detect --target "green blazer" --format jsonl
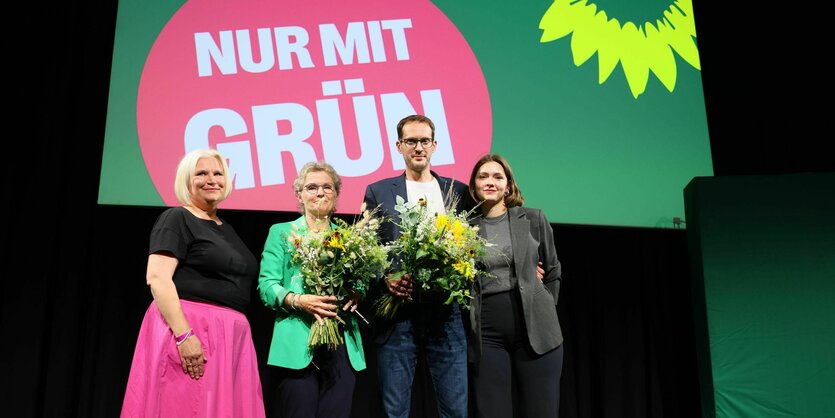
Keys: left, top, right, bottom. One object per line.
{"left": 258, "top": 216, "right": 366, "bottom": 371}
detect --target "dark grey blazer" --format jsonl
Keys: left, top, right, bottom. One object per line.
{"left": 468, "top": 206, "right": 563, "bottom": 362}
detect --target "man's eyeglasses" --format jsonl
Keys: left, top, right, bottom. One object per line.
{"left": 302, "top": 183, "right": 336, "bottom": 195}
{"left": 399, "top": 137, "right": 435, "bottom": 149}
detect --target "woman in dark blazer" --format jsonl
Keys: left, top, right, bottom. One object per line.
{"left": 467, "top": 153, "right": 564, "bottom": 418}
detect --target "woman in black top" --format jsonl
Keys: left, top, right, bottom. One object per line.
{"left": 121, "top": 149, "right": 265, "bottom": 418}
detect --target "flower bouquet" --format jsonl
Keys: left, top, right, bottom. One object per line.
{"left": 373, "top": 195, "right": 490, "bottom": 319}
{"left": 290, "top": 203, "right": 390, "bottom": 350}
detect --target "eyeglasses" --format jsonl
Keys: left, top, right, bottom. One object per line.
{"left": 399, "top": 137, "right": 435, "bottom": 149}
{"left": 302, "top": 183, "right": 336, "bottom": 195}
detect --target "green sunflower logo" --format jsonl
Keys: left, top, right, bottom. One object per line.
{"left": 539, "top": 0, "right": 700, "bottom": 98}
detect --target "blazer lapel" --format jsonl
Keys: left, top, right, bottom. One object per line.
{"left": 436, "top": 172, "right": 451, "bottom": 194}
{"left": 293, "top": 216, "right": 308, "bottom": 233}
{"left": 434, "top": 172, "right": 461, "bottom": 212}
{"left": 388, "top": 175, "right": 407, "bottom": 238}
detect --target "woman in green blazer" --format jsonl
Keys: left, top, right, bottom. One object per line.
{"left": 258, "top": 161, "right": 365, "bottom": 418}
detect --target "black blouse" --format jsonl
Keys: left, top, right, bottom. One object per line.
{"left": 148, "top": 206, "right": 258, "bottom": 313}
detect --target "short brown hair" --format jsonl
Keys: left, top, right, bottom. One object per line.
{"left": 396, "top": 114, "right": 435, "bottom": 140}
{"left": 468, "top": 154, "right": 524, "bottom": 207}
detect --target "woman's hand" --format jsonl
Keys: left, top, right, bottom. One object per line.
{"left": 178, "top": 335, "right": 206, "bottom": 379}
{"left": 297, "top": 294, "right": 338, "bottom": 325}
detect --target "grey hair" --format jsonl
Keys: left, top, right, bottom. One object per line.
{"left": 292, "top": 161, "right": 341, "bottom": 214}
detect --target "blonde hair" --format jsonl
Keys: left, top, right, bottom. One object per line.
{"left": 173, "top": 149, "right": 233, "bottom": 205}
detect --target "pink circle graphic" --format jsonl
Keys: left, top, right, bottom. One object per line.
{"left": 137, "top": 0, "right": 492, "bottom": 213}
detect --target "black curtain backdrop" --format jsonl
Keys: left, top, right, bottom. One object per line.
{"left": 4, "top": 204, "right": 700, "bottom": 418}
{"left": 2, "top": 1, "right": 830, "bottom": 417}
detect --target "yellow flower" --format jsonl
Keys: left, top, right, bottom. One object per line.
{"left": 435, "top": 214, "right": 449, "bottom": 230}
{"left": 450, "top": 219, "right": 465, "bottom": 245}
{"left": 327, "top": 232, "right": 344, "bottom": 250}
{"left": 453, "top": 260, "right": 474, "bottom": 279}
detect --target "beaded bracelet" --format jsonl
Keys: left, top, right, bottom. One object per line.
{"left": 292, "top": 293, "right": 301, "bottom": 310}
{"left": 174, "top": 329, "right": 193, "bottom": 346}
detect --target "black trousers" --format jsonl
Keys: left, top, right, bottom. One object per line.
{"left": 471, "top": 290, "right": 564, "bottom": 418}
{"left": 274, "top": 344, "right": 356, "bottom": 418}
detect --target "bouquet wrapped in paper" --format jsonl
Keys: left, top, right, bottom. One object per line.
{"left": 290, "top": 203, "right": 390, "bottom": 350}
{"left": 373, "top": 195, "right": 490, "bottom": 319}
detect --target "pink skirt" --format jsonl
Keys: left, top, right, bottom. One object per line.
{"left": 121, "top": 300, "right": 266, "bottom": 418}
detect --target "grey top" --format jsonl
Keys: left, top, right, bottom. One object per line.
{"left": 480, "top": 212, "right": 516, "bottom": 295}
{"left": 469, "top": 206, "right": 563, "bottom": 362}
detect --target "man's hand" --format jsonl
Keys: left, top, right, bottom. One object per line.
{"left": 386, "top": 273, "right": 414, "bottom": 297}
{"left": 342, "top": 290, "right": 362, "bottom": 312}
